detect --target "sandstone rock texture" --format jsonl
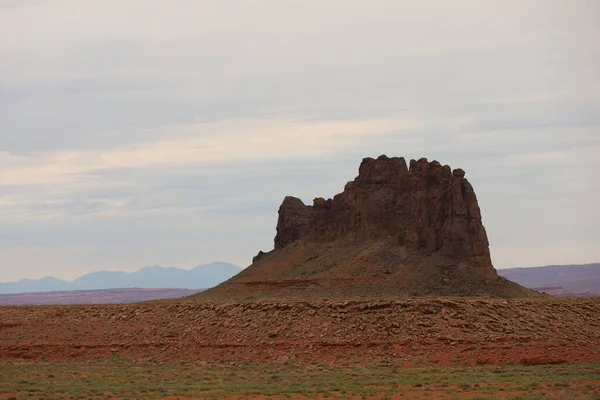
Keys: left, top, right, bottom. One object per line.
{"left": 276, "top": 156, "right": 493, "bottom": 274}
{"left": 201, "top": 156, "right": 537, "bottom": 300}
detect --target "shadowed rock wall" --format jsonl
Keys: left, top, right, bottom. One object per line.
{"left": 275, "top": 156, "right": 494, "bottom": 276}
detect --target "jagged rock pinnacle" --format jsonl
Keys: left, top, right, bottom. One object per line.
{"left": 274, "top": 155, "right": 493, "bottom": 275}
{"left": 200, "top": 155, "right": 537, "bottom": 300}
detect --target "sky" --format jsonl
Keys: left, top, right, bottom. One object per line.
{"left": 1, "top": 0, "right": 599, "bottom": 282}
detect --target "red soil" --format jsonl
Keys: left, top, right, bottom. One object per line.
{"left": 1, "top": 297, "right": 599, "bottom": 366}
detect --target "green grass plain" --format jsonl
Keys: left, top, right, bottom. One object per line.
{"left": 1, "top": 359, "right": 599, "bottom": 399}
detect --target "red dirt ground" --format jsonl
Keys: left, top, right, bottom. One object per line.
{"left": 1, "top": 297, "right": 599, "bottom": 366}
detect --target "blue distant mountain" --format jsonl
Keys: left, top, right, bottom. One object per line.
{"left": 0, "top": 262, "right": 242, "bottom": 294}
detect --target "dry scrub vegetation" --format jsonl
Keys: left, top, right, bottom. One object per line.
{"left": 1, "top": 358, "right": 600, "bottom": 399}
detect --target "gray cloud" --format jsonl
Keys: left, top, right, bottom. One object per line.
{"left": 0, "top": 0, "right": 598, "bottom": 281}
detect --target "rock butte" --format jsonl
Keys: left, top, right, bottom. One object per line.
{"left": 200, "top": 156, "right": 537, "bottom": 301}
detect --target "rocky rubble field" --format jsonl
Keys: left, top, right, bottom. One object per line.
{"left": 2, "top": 297, "right": 599, "bottom": 366}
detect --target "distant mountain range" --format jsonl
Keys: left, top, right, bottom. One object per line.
{"left": 497, "top": 263, "right": 600, "bottom": 297}
{"left": 2, "top": 262, "right": 598, "bottom": 298}
{"left": 0, "top": 262, "right": 242, "bottom": 295}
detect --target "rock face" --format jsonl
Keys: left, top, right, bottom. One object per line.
{"left": 274, "top": 196, "right": 312, "bottom": 250}
{"left": 201, "top": 156, "right": 537, "bottom": 301}
{"left": 275, "top": 156, "right": 493, "bottom": 276}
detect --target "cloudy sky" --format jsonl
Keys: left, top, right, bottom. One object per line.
{"left": 1, "top": 0, "right": 598, "bottom": 282}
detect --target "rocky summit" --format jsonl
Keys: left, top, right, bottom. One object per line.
{"left": 201, "top": 156, "right": 537, "bottom": 301}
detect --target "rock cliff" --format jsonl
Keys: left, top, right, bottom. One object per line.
{"left": 201, "top": 156, "right": 537, "bottom": 300}
{"left": 275, "top": 156, "right": 494, "bottom": 275}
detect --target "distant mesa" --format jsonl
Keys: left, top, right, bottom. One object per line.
{"left": 0, "top": 288, "right": 205, "bottom": 306}
{"left": 498, "top": 263, "right": 600, "bottom": 297}
{"left": 201, "top": 155, "right": 537, "bottom": 300}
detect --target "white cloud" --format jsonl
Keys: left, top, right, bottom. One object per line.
{"left": 0, "top": 0, "right": 598, "bottom": 280}
{"left": 0, "top": 115, "right": 423, "bottom": 186}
